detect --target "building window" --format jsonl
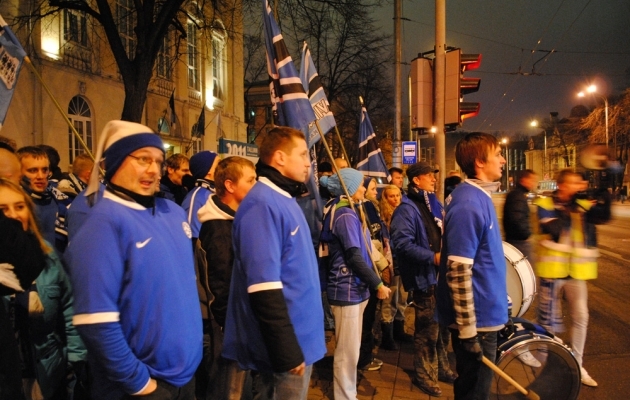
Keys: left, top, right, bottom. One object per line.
{"left": 64, "top": 10, "right": 87, "bottom": 46}
{"left": 157, "top": 117, "right": 170, "bottom": 134}
{"left": 187, "top": 21, "right": 200, "bottom": 91}
{"left": 191, "top": 137, "right": 203, "bottom": 154}
{"left": 117, "top": 0, "right": 136, "bottom": 58}
{"left": 67, "top": 96, "right": 92, "bottom": 163}
{"left": 212, "top": 35, "right": 225, "bottom": 100}
{"left": 156, "top": 32, "right": 172, "bottom": 79}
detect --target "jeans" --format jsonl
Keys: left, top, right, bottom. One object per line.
{"left": 538, "top": 277, "right": 589, "bottom": 366}
{"left": 196, "top": 319, "right": 223, "bottom": 399}
{"left": 380, "top": 276, "right": 408, "bottom": 324}
{"left": 220, "top": 363, "right": 311, "bottom": 400}
{"left": 322, "top": 292, "right": 335, "bottom": 331}
{"left": 451, "top": 330, "right": 498, "bottom": 400}
{"left": 412, "top": 288, "right": 439, "bottom": 385}
{"left": 358, "top": 290, "right": 378, "bottom": 368}
{"left": 331, "top": 300, "right": 368, "bottom": 400}
{"left": 436, "top": 323, "right": 453, "bottom": 373}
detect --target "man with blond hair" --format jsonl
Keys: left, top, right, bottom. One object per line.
{"left": 195, "top": 156, "right": 257, "bottom": 399}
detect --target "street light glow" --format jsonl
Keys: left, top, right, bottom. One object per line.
{"left": 577, "top": 84, "right": 608, "bottom": 148}
{"left": 530, "top": 120, "right": 538, "bottom": 127}
{"left": 501, "top": 138, "right": 508, "bottom": 144}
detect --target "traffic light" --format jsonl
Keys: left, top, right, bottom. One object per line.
{"left": 445, "top": 49, "right": 481, "bottom": 126}
{"left": 410, "top": 56, "right": 433, "bottom": 130}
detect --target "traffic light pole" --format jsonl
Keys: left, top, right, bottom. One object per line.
{"left": 434, "top": 0, "right": 446, "bottom": 202}
{"left": 393, "top": 0, "right": 403, "bottom": 168}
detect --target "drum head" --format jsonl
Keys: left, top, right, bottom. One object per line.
{"left": 491, "top": 337, "right": 581, "bottom": 400}
{"left": 503, "top": 241, "right": 536, "bottom": 317}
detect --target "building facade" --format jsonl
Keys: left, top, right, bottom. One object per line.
{"left": 0, "top": 0, "right": 246, "bottom": 170}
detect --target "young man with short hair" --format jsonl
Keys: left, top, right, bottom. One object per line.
{"left": 437, "top": 132, "right": 507, "bottom": 399}
{"left": 17, "top": 146, "right": 69, "bottom": 252}
{"left": 58, "top": 153, "right": 95, "bottom": 200}
{"left": 503, "top": 169, "right": 538, "bottom": 263}
{"left": 222, "top": 126, "right": 325, "bottom": 399}
{"left": 160, "top": 153, "right": 191, "bottom": 205}
{"left": 389, "top": 167, "right": 404, "bottom": 190}
{"left": 195, "top": 156, "right": 257, "bottom": 399}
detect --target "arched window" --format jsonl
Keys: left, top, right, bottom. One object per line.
{"left": 68, "top": 96, "right": 92, "bottom": 163}
{"left": 211, "top": 21, "right": 227, "bottom": 101}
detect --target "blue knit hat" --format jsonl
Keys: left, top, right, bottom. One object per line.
{"left": 189, "top": 151, "right": 219, "bottom": 180}
{"left": 321, "top": 168, "right": 365, "bottom": 197}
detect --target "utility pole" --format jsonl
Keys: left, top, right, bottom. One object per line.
{"left": 434, "top": 0, "right": 446, "bottom": 201}
{"left": 392, "top": 0, "right": 402, "bottom": 167}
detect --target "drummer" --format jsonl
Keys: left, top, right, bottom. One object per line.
{"left": 437, "top": 132, "right": 508, "bottom": 399}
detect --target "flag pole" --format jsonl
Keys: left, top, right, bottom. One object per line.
{"left": 332, "top": 125, "right": 350, "bottom": 164}
{"left": 315, "top": 119, "right": 354, "bottom": 212}
{"left": 316, "top": 118, "right": 382, "bottom": 277}
{"left": 24, "top": 57, "right": 95, "bottom": 162}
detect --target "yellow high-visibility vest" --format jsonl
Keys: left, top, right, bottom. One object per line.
{"left": 534, "top": 198, "right": 598, "bottom": 280}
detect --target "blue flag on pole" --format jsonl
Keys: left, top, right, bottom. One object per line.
{"left": 262, "top": 0, "right": 315, "bottom": 137}
{"left": 300, "top": 41, "right": 335, "bottom": 148}
{"left": 356, "top": 106, "right": 391, "bottom": 181}
{"left": 0, "top": 15, "right": 25, "bottom": 129}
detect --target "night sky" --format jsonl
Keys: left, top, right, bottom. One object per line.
{"left": 375, "top": 0, "right": 630, "bottom": 135}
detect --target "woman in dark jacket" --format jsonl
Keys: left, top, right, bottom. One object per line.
{"left": 0, "top": 178, "right": 87, "bottom": 400}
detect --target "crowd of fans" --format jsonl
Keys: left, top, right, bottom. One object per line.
{"left": 0, "top": 126, "right": 609, "bottom": 400}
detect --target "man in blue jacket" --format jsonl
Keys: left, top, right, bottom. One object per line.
{"left": 390, "top": 161, "right": 455, "bottom": 397}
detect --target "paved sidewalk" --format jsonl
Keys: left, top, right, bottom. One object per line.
{"left": 308, "top": 316, "right": 456, "bottom": 400}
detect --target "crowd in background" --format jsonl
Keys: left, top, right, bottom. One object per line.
{"left": 0, "top": 126, "right": 610, "bottom": 400}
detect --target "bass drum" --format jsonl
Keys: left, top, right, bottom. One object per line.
{"left": 503, "top": 242, "right": 536, "bottom": 317}
{"left": 491, "top": 318, "right": 581, "bottom": 400}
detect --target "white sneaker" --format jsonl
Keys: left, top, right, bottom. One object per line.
{"left": 581, "top": 368, "right": 598, "bottom": 387}
{"left": 514, "top": 346, "right": 542, "bottom": 368}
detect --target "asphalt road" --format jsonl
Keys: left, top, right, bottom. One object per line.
{"left": 496, "top": 198, "right": 630, "bottom": 399}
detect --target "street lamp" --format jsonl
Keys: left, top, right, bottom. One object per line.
{"left": 578, "top": 84, "right": 608, "bottom": 149}
{"left": 501, "top": 137, "right": 509, "bottom": 190}
{"left": 530, "top": 120, "right": 546, "bottom": 179}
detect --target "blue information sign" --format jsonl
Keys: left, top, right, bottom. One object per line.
{"left": 402, "top": 141, "right": 417, "bottom": 164}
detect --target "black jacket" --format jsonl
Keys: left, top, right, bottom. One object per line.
{"left": 503, "top": 183, "right": 531, "bottom": 241}
{"left": 196, "top": 195, "right": 235, "bottom": 328}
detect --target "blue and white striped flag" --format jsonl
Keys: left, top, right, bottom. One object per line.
{"left": 0, "top": 15, "right": 25, "bottom": 130}
{"left": 262, "top": 0, "right": 315, "bottom": 136}
{"left": 357, "top": 106, "right": 391, "bottom": 181}
{"left": 300, "top": 41, "right": 336, "bottom": 148}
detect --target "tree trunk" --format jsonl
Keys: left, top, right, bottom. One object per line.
{"left": 120, "top": 59, "right": 154, "bottom": 122}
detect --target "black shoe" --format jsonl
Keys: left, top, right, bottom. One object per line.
{"left": 438, "top": 369, "right": 457, "bottom": 384}
{"left": 412, "top": 379, "right": 442, "bottom": 397}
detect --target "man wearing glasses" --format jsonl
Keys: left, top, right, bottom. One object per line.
{"left": 16, "top": 146, "right": 69, "bottom": 252}
{"left": 65, "top": 121, "right": 202, "bottom": 400}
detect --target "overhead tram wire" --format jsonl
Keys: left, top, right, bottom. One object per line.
{"left": 474, "top": 0, "right": 567, "bottom": 131}
{"left": 475, "top": 0, "right": 598, "bottom": 131}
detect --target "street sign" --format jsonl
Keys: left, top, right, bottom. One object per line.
{"left": 402, "top": 141, "right": 417, "bottom": 164}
